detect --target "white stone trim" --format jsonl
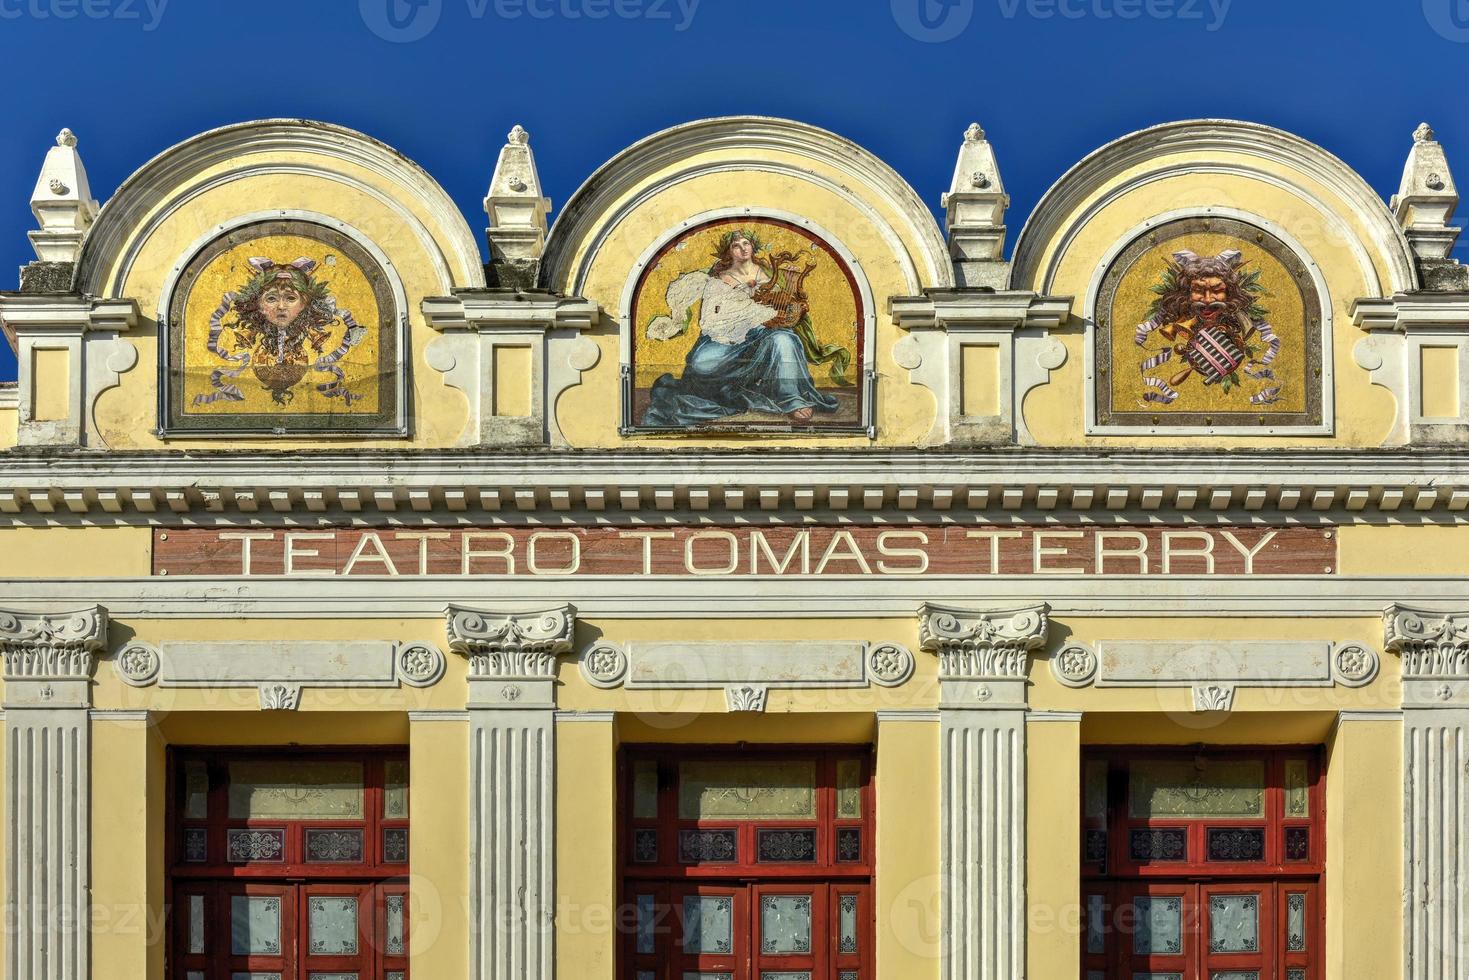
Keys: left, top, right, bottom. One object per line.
{"left": 5, "top": 447, "right": 1465, "bottom": 518}
{"left": 1081, "top": 206, "right": 1336, "bottom": 436}
{"left": 408, "top": 709, "right": 468, "bottom": 723}
{"left": 1403, "top": 707, "right": 1469, "bottom": 978}
{"left": 1012, "top": 118, "right": 1416, "bottom": 295}
{"left": 875, "top": 709, "right": 941, "bottom": 723}
{"left": 554, "top": 711, "right": 615, "bottom": 724}
{"left": 75, "top": 118, "right": 484, "bottom": 296}
{"left": 7, "top": 575, "right": 1469, "bottom": 621}
{"left": 1027, "top": 711, "right": 1084, "bottom": 723}
{"left": 1335, "top": 709, "right": 1403, "bottom": 724}
{"left": 544, "top": 115, "right": 951, "bottom": 295}
{"left": 88, "top": 709, "right": 151, "bottom": 721}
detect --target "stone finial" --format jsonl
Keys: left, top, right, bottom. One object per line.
{"left": 484, "top": 123, "right": 552, "bottom": 288}
{"left": 28, "top": 127, "right": 99, "bottom": 263}
{"left": 1392, "top": 121, "right": 1462, "bottom": 265}
{"left": 942, "top": 122, "right": 1011, "bottom": 289}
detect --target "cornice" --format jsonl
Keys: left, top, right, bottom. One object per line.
{"left": 889, "top": 291, "right": 1073, "bottom": 331}
{"left": 2, "top": 448, "right": 1469, "bottom": 520}
{"left": 421, "top": 291, "right": 599, "bottom": 333}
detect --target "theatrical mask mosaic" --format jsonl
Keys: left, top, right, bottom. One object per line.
{"left": 629, "top": 218, "right": 865, "bottom": 432}
{"left": 1094, "top": 216, "right": 1324, "bottom": 429}
{"left": 165, "top": 220, "right": 401, "bottom": 435}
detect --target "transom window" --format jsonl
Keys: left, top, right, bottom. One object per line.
{"left": 168, "top": 749, "right": 409, "bottom": 980}
{"left": 1082, "top": 748, "right": 1323, "bottom": 980}
{"left": 621, "top": 748, "right": 871, "bottom": 980}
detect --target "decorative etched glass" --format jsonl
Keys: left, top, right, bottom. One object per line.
{"left": 637, "top": 894, "right": 656, "bottom": 954}
{"left": 1134, "top": 975, "right": 1183, "bottom": 980}
{"left": 838, "top": 894, "right": 858, "bottom": 953}
{"left": 1211, "top": 974, "right": 1260, "bottom": 980}
{"left": 1284, "top": 759, "right": 1309, "bottom": 817}
{"left": 1129, "top": 760, "right": 1265, "bottom": 819}
{"left": 387, "top": 974, "right": 405, "bottom": 980}
{"left": 1286, "top": 892, "right": 1306, "bottom": 951}
{"left": 228, "top": 829, "right": 285, "bottom": 863}
{"left": 384, "top": 760, "right": 409, "bottom": 820}
{"left": 184, "top": 761, "right": 210, "bottom": 819}
{"left": 682, "top": 896, "right": 734, "bottom": 954}
{"left": 760, "top": 974, "right": 813, "bottom": 980}
{"left": 1132, "top": 897, "right": 1183, "bottom": 954}
{"left": 230, "top": 974, "right": 282, "bottom": 980}
{"left": 308, "top": 896, "right": 359, "bottom": 955}
{"left": 678, "top": 761, "right": 817, "bottom": 820}
{"left": 680, "top": 974, "right": 733, "bottom": 980}
{"left": 305, "top": 829, "right": 364, "bottom": 863}
{"left": 633, "top": 829, "right": 659, "bottom": 864}
{"left": 633, "top": 760, "right": 660, "bottom": 819}
{"left": 1086, "top": 973, "right": 1106, "bottom": 980}
{"left": 836, "top": 759, "right": 862, "bottom": 819}
{"left": 385, "top": 894, "right": 406, "bottom": 955}
{"left": 637, "top": 973, "right": 655, "bottom": 980}
{"left": 840, "top": 973, "right": 860, "bottom": 980}
{"left": 1131, "top": 828, "right": 1187, "bottom": 862}
{"left": 1084, "top": 829, "right": 1107, "bottom": 864}
{"left": 836, "top": 827, "right": 862, "bottom": 863}
{"left": 760, "top": 895, "right": 812, "bottom": 954}
{"left": 307, "top": 975, "right": 359, "bottom": 980}
{"left": 757, "top": 829, "right": 816, "bottom": 863}
{"left": 1207, "top": 828, "right": 1265, "bottom": 862}
{"left": 189, "top": 894, "right": 206, "bottom": 954}
{"left": 1287, "top": 971, "right": 1307, "bottom": 980}
{"left": 188, "top": 973, "right": 206, "bottom": 980}
{"left": 230, "top": 896, "right": 282, "bottom": 955}
{"left": 1284, "top": 826, "right": 1310, "bottom": 862}
{"left": 383, "top": 827, "right": 409, "bottom": 864}
{"left": 1084, "top": 759, "right": 1108, "bottom": 820}
{"left": 1086, "top": 894, "right": 1106, "bottom": 954}
{"left": 1209, "top": 894, "right": 1260, "bottom": 953}
{"left": 679, "top": 829, "right": 737, "bottom": 864}
{"left": 227, "top": 761, "right": 364, "bottom": 821}
{"left": 184, "top": 828, "right": 208, "bottom": 863}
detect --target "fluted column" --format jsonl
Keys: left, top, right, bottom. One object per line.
{"left": 920, "top": 603, "right": 1049, "bottom": 980}
{"left": 1386, "top": 605, "right": 1469, "bottom": 980}
{"left": 446, "top": 604, "right": 575, "bottom": 980}
{"left": 1, "top": 607, "right": 106, "bottom": 980}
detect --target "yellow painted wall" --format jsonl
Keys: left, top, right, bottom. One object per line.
{"left": 0, "top": 526, "right": 152, "bottom": 578}
{"left": 874, "top": 715, "right": 941, "bottom": 979}
{"left": 409, "top": 715, "right": 470, "bottom": 980}
{"left": 0, "top": 401, "right": 15, "bottom": 448}
{"left": 556, "top": 717, "right": 617, "bottom": 975}
{"left": 1027, "top": 717, "right": 1081, "bottom": 977}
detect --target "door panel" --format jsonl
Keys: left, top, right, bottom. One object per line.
{"left": 673, "top": 884, "right": 749, "bottom": 979}
{"left": 221, "top": 883, "right": 296, "bottom": 980}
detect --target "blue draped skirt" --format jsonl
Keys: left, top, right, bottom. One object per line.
{"left": 642, "top": 328, "right": 839, "bottom": 427}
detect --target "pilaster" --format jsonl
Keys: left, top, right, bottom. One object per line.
{"left": 1, "top": 606, "right": 107, "bottom": 980}
{"left": 446, "top": 604, "right": 576, "bottom": 980}
{"left": 920, "top": 602, "right": 1049, "bottom": 980}
{"left": 1385, "top": 604, "right": 1469, "bottom": 980}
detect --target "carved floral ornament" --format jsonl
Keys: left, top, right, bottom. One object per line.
{"left": 0, "top": 606, "right": 109, "bottom": 679}
{"left": 1384, "top": 604, "right": 1469, "bottom": 677}
{"left": 917, "top": 602, "right": 1050, "bottom": 679}
{"left": 444, "top": 603, "right": 577, "bottom": 677}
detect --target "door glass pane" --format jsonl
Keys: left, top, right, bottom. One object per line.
{"left": 1084, "top": 760, "right": 1108, "bottom": 820}
{"left": 1132, "top": 897, "right": 1182, "bottom": 955}
{"left": 228, "top": 761, "right": 365, "bottom": 820}
{"left": 308, "top": 896, "right": 360, "bottom": 955}
{"left": 385, "top": 894, "right": 406, "bottom": 955}
{"left": 1211, "top": 974, "right": 1260, "bottom": 980}
{"left": 308, "top": 975, "right": 359, "bottom": 980}
{"left": 1286, "top": 892, "right": 1307, "bottom": 951}
{"left": 1287, "top": 971, "right": 1307, "bottom": 980}
{"left": 230, "top": 896, "right": 282, "bottom": 955}
{"left": 838, "top": 894, "right": 858, "bottom": 953}
{"left": 1284, "top": 759, "right": 1309, "bottom": 817}
{"left": 761, "top": 974, "right": 813, "bottom": 980}
{"left": 1129, "top": 760, "right": 1265, "bottom": 818}
{"left": 682, "top": 975, "right": 733, "bottom": 980}
{"left": 387, "top": 974, "right": 405, "bottom": 980}
{"left": 1208, "top": 894, "right": 1260, "bottom": 953}
{"left": 836, "top": 759, "right": 862, "bottom": 819}
{"left": 188, "top": 894, "right": 206, "bottom": 954}
{"left": 678, "top": 761, "right": 817, "bottom": 820}
{"left": 682, "top": 896, "right": 734, "bottom": 954}
{"left": 184, "top": 761, "right": 209, "bottom": 819}
{"left": 1135, "top": 975, "right": 1183, "bottom": 980}
{"left": 231, "top": 974, "right": 282, "bottom": 980}
{"left": 384, "top": 760, "right": 409, "bottom": 819}
{"left": 760, "top": 895, "right": 813, "bottom": 955}
{"left": 1086, "top": 894, "right": 1105, "bottom": 954}
{"left": 188, "top": 973, "right": 205, "bottom": 980}
{"left": 633, "top": 760, "right": 659, "bottom": 819}
{"left": 636, "top": 894, "right": 656, "bottom": 954}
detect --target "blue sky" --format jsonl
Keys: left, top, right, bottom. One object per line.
{"left": 1, "top": 0, "right": 1465, "bottom": 381}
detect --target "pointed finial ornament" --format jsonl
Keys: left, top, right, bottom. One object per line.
{"left": 56, "top": 128, "right": 77, "bottom": 148}
{"left": 484, "top": 123, "right": 552, "bottom": 286}
{"left": 964, "top": 122, "right": 984, "bottom": 144}
{"left": 1415, "top": 122, "right": 1435, "bottom": 143}
{"left": 508, "top": 124, "right": 529, "bottom": 146}
{"left": 28, "top": 126, "right": 98, "bottom": 263}
{"left": 943, "top": 122, "right": 1010, "bottom": 287}
{"left": 1393, "top": 120, "right": 1462, "bottom": 268}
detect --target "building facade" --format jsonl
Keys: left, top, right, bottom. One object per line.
{"left": 0, "top": 113, "right": 1466, "bottom": 980}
